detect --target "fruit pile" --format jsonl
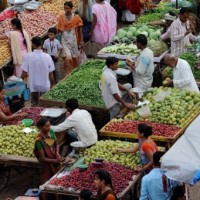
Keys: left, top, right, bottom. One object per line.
{"left": 0, "top": 40, "right": 11, "bottom": 66}
{"left": 84, "top": 140, "right": 140, "bottom": 169}
{"left": 48, "top": 162, "right": 134, "bottom": 195}
{"left": 2, "top": 107, "right": 44, "bottom": 126}
{"left": 40, "top": 0, "right": 78, "bottom": 17}
{"left": 102, "top": 120, "right": 181, "bottom": 138}
{"left": 0, "top": 125, "right": 37, "bottom": 158}
{"left": 125, "top": 87, "right": 200, "bottom": 127}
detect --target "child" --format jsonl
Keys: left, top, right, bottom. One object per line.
{"left": 94, "top": 169, "right": 117, "bottom": 200}
{"left": 43, "top": 27, "right": 62, "bottom": 83}
{"left": 3, "top": 65, "right": 23, "bottom": 82}
{"left": 79, "top": 189, "right": 92, "bottom": 200}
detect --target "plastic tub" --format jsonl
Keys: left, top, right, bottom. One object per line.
{"left": 22, "top": 118, "right": 33, "bottom": 127}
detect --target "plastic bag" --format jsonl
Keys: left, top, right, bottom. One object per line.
{"left": 83, "top": 41, "right": 104, "bottom": 58}
{"left": 79, "top": 49, "right": 87, "bottom": 65}
{"left": 137, "top": 106, "right": 151, "bottom": 118}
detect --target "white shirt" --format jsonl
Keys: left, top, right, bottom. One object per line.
{"left": 22, "top": 50, "right": 55, "bottom": 93}
{"left": 173, "top": 58, "right": 199, "bottom": 92}
{"left": 133, "top": 47, "right": 154, "bottom": 89}
{"left": 170, "top": 18, "right": 197, "bottom": 57}
{"left": 7, "top": 75, "right": 23, "bottom": 82}
{"left": 101, "top": 67, "right": 120, "bottom": 109}
{"left": 51, "top": 108, "right": 98, "bottom": 146}
{"left": 43, "top": 39, "right": 62, "bottom": 56}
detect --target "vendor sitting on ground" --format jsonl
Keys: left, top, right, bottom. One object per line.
{"left": 0, "top": 85, "right": 27, "bottom": 122}
{"left": 114, "top": 123, "right": 158, "bottom": 173}
{"left": 34, "top": 118, "right": 65, "bottom": 184}
{"left": 163, "top": 54, "right": 199, "bottom": 93}
{"left": 101, "top": 57, "right": 136, "bottom": 119}
{"left": 51, "top": 98, "right": 98, "bottom": 148}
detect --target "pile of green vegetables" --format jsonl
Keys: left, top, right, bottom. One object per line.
{"left": 164, "top": 53, "right": 200, "bottom": 80}
{"left": 43, "top": 60, "right": 106, "bottom": 108}
{"left": 137, "top": 7, "right": 179, "bottom": 23}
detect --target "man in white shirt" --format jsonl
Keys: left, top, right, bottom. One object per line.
{"left": 169, "top": 7, "right": 196, "bottom": 57}
{"left": 22, "top": 37, "right": 55, "bottom": 106}
{"left": 101, "top": 57, "right": 136, "bottom": 119}
{"left": 163, "top": 54, "right": 199, "bottom": 93}
{"left": 51, "top": 98, "right": 98, "bottom": 147}
{"left": 126, "top": 34, "right": 154, "bottom": 89}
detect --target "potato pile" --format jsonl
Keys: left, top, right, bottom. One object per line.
{"left": 40, "top": 0, "right": 78, "bottom": 17}
{"left": 0, "top": 40, "right": 11, "bottom": 66}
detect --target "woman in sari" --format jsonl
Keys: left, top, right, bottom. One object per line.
{"left": 0, "top": 85, "right": 27, "bottom": 123}
{"left": 0, "top": 18, "right": 31, "bottom": 78}
{"left": 34, "top": 118, "right": 65, "bottom": 185}
{"left": 114, "top": 123, "right": 158, "bottom": 173}
{"left": 89, "top": 0, "right": 117, "bottom": 45}
{"left": 57, "top": 1, "right": 84, "bottom": 76}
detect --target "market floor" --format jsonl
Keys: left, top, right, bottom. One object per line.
{"left": 1, "top": 168, "right": 200, "bottom": 200}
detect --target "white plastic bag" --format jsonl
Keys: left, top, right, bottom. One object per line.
{"left": 137, "top": 106, "right": 151, "bottom": 118}
{"left": 79, "top": 49, "right": 87, "bottom": 65}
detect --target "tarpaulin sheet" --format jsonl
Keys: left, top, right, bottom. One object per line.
{"left": 161, "top": 114, "right": 200, "bottom": 185}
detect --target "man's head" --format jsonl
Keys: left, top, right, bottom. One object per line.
{"left": 179, "top": 7, "right": 190, "bottom": 23}
{"left": 31, "top": 36, "right": 42, "bottom": 49}
{"left": 136, "top": 34, "right": 147, "bottom": 49}
{"left": 106, "top": 57, "right": 119, "bottom": 71}
{"left": 153, "top": 151, "right": 165, "bottom": 167}
{"left": 164, "top": 54, "right": 178, "bottom": 68}
{"left": 65, "top": 98, "right": 79, "bottom": 112}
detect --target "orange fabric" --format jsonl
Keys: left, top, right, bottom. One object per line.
{"left": 105, "top": 194, "right": 116, "bottom": 200}
{"left": 57, "top": 14, "right": 83, "bottom": 45}
{"left": 142, "top": 141, "right": 158, "bottom": 153}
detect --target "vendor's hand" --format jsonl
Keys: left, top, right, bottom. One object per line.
{"left": 113, "top": 148, "right": 122, "bottom": 154}
{"left": 57, "top": 157, "right": 65, "bottom": 163}
{"left": 126, "top": 60, "right": 135, "bottom": 69}
{"left": 163, "top": 79, "right": 173, "bottom": 86}
{"left": 17, "top": 112, "right": 28, "bottom": 118}
{"left": 124, "top": 102, "right": 135, "bottom": 110}
{"left": 56, "top": 153, "right": 61, "bottom": 159}
{"left": 185, "top": 29, "right": 191, "bottom": 36}
{"left": 128, "top": 91, "right": 137, "bottom": 99}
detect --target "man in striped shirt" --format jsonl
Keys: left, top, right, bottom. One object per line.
{"left": 169, "top": 7, "right": 196, "bottom": 57}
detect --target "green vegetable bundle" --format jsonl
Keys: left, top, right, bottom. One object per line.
{"left": 43, "top": 60, "right": 106, "bottom": 108}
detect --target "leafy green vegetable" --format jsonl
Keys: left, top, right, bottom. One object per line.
{"left": 43, "top": 60, "right": 106, "bottom": 108}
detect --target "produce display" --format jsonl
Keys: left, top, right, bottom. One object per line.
{"left": 84, "top": 140, "right": 140, "bottom": 169}
{"left": 0, "top": 10, "right": 57, "bottom": 37}
{"left": 48, "top": 162, "right": 134, "bottom": 195}
{"left": 40, "top": 0, "right": 78, "bottom": 17}
{"left": 43, "top": 60, "right": 106, "bottom": 108}
{"left": 101, "top": 43, "right": 141, "bottom": 56}
{"left": 102, "top": 120, "right": 181, "bottom": 138}
{"left": 0, "top": 125, "right": 37, "bottom": 158}
{"left": 124, "top": 87, "right": 200, "bottom": 127}
{"left": 0, "top": 40, "right": 11, "bottom": 66}
{"left": 113, "top": 24, "right": 162, "bottom": 43}
{"left": 163, "top": 53, "right": 200, "bottom": 80}
{"left": 1, "top": 107, "right": 44, "bottom": 126}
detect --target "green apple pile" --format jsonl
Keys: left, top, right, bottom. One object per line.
{"left": 84, "top": 140, "right": 140, "bottom": 169}
{"left": 0, "top": 125, "right": 38, "bottom": 158}
{"left": 125, "top": 87, "right": 200, "bottom": 127}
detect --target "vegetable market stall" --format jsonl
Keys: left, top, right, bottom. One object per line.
{"left": 39, "top": 59, "right": 110, "bottom": 130}
{"left": 100, "top": 87, "right": 200, "bottom": 147}
{"left": 40, "top": 162, "right": 141, "bottom": 199}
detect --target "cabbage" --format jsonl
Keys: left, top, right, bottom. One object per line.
{"left": 117, "top": 29, "right": 126, "bottom": 38}
{"left": 129, "top": 27, "right": 137, "bottom": 35}
{"left": 141, "top": 31, "right": 148, "bottom": 37}
{"left": 126, "top": 31, "right": 133, "bottom": 39}
{"left": 122, "top": 37, "right": 128, "bottom": 42}
{"left": 139, "top": 25, "right": 149, "bottom": 32}
{"left": 112, "top": 36, "right": 119, "bottom": 42}
{"left": 149, "top": 32, "right": 160, "bottom": 40}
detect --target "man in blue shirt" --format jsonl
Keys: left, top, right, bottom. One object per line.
{"left": 140, "top": 151, "right": 174, "bottom": 200}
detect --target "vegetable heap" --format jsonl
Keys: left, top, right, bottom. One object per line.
{"left": 125, "top": 87, "right": 200, "bottom": 127}
{"left": 48, "top": 162, "right": 134, "bottom": 195}
{"left": 43, "top": 60, "right": 106, "bottom": 108}
{"left": 103, "top": 120, "right": 181, "bottom": 138}
{"left": 84, "top": 140, "right": 140, "bottom": 169}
